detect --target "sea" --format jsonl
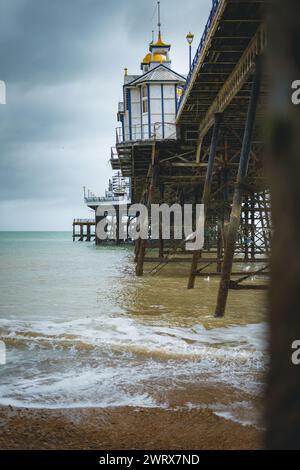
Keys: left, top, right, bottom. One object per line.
{"left": 0, "top": 231, "right": 268, "bottom": 427}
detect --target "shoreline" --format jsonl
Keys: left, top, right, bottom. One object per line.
{"left": 0, "top": 404, "right": 262, "bottom": 450}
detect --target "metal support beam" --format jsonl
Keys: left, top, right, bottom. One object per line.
{"left": 159, "top": 184, "right": 164, "bottom": 259}
{"left": 79, "top": 225, "right": 84, "bottom": 242}
{"left": 196, "top": 137, "right": 203, "bottom": 163}
{"left": 214, "top": 58, "right": 262, "bottom": 317}
{"left": 136, "top": 146, "right": 158, "bottom": 276}
{"left": 187, "top": 113, "right": 222, "bottom": 289}
{"left": 86, "top": 224, "right": 91, "bottom": 242}
{"left": 115, "top": 205, "right": 120, "bottom": 245}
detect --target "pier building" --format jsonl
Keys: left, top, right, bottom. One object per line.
{"left": 109, "top": 0, "right": 270, "bottom": 316}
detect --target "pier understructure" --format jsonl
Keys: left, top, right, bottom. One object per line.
{"left": 112, "top": 0, "right": 269, "bottom": 316}
{"left": 73, "top": 219, "right": 95, "bottom": 242}
{"left": 84, "top": 172, "right": 131, "bottom": 245}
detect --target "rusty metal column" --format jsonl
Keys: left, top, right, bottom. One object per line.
{"left": 215, "top": 59, "right": 262, "bottom": 317}
{"left": 250, "top": 194, "right": 256, "bottom": 260}
{"left": 136, "top": 147, "right": 158, "bottom": 276}
{"left": 86, "top": 223, "right": 91, "bottom": 242}
{"left": 159, "top": 184, "right": 164, "bottom": 259}
{"left": 187, "top": 113, "right": 222, "bottom": 289}
{"left": 115, "top": 205, "right": 120, "bottom": 245}
{"left": 244, "top": 196, "right": 250, "bottom": 261}
{"left": 79, "top": 224, "right": 83, "bottom": 242}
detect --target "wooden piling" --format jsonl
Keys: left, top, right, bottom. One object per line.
{"left": 86, "top": 224, "right": 91, "bottom": 242}
{"left": 115, "top": 205, "right": 120, "bottom": 245}
{"left": 214, "top": 58, "right": 262, "bottom": 317}
{"left": 250, "top": 193, "right": 256, "bottom": 260}
{"left": 136, "top": 146, "right": 158, "bottom": 276}
{"left": 159, "top": 184, "right": 164, "bottom": 259}
{"left": 187, "top": 113, "right": 222, "bottom": 289}
{"left": 79, "top": 224, "right": 84, "bottom": 242}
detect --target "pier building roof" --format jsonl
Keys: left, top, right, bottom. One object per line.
{"left": 127, "top": 64, "right": 186, "bottom": 86}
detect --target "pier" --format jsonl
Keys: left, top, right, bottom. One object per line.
{"left": 72, "top": 219, "right": 95, "bottom": 242}
{"left": 177, "top": 0, "right": 268, "bottom": 317}
{"left": 109, "top": 0, "right": 269, "bottom": 316}
{"left": 84, "top": 173, "right": 131, "bottom": 245}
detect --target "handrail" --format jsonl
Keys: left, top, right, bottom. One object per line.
{"left": 73, "top": 219, "right": 95, "bottom": 224}
{"left": 115, "top": 122, "right": 177, "bottom": 143}
{"left": 177, "top": 0, "right": 221, "bottom": 112}
{"left": 197, "top": 23, "right": 267, "bottom": 140}
{"left": 85, "top": 196, "right": 126, "bottom": 203}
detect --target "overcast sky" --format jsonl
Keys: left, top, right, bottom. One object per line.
{"left": 0, "top": 0, "right": 211, "bottom": 230}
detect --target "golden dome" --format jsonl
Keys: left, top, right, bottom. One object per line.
{"left": 152, "top": 53, "right": 167, "bottom": 62}
{"left": 142, "top": 53, "right": 152, "bottom": 64}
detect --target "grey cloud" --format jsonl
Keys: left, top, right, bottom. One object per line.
{"left": 0, "top": 0, "right": 211, "bottom": 230}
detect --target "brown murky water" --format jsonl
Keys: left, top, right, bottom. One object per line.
{"left": 0, "top": 235, "right": 268, "bottom": 428}
{"left": 117, "top": 252, "right": 268, "bottom": 428}
{"left": 120, "top": 255, "right": 267, "bottom": 328}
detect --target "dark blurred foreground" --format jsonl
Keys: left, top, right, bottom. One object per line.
{"left": 266, "top": 0, "right": 300, "bottom": 450}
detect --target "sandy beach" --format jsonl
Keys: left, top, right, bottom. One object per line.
{"left": 0, "top": 404, "right": 261, "bottom": 450}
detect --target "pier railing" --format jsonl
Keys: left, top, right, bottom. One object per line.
{"left": 197, "top": 23, "right": 267, "bottom": 140}
{"left": 85, "top": 196, "right": 126, "bottom": 204}
{"left": 116, "top": 122, "right": 177, "bottom": 144}
{"left": 73, "top": 219, "right": 95, "bottom": 224}
{"left": 177, "top": 0, "right": 222, "bottom": 112}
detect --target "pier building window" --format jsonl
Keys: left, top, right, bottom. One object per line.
{"left": 142, "top": 86, "right": 148, "bottom": 114}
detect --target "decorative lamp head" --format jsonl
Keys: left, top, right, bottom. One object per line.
{"left": 186, "top": 31, "right": 194, "bottom": 46}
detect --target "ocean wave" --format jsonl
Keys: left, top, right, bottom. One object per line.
{"left": 0, "top": 317, "right": 268, "bottom": 418}
{"left": 0, "top": 318, "right": 268, "bottom": 380}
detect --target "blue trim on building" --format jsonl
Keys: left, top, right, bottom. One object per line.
{"left": 147, "top": 84, "right": 151, "bottom": 139}
{"left": 161, "top": 84, "right": 165, "bottom": 139}
{"left": 120, "top": 114, "right": 125, "bottom": 141}
{"left": 174, "top": 84, "right": 178, "bottom": 115}
{"left": 139, "top": 86, "right": 143, "bottom": 140}
{"left": 147, "top": 83, "right": 151, "bottom": 139}
{"left": 128, "top": 89, "right": 132, "bottom": 140}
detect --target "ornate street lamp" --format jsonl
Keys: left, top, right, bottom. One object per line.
{"left": 186, "top": 32, "right": 194, "bottom": 72}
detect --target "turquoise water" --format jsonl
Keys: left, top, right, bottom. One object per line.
{"left": 0, "top": 232, "right": 267, "bottom": 425}
{"left": 0, "top": 231, "right": 128, "bottom": 321}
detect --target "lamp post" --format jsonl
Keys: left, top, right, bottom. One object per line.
{"left": 186, "top": 32, "right": 194, "bottom": 72}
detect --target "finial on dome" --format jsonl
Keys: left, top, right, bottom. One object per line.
{"left": 140, "top": 1, "right": 171, "bottom": 70}
{"left": 154, "top": 1, "right": 169, "bottom": 47}
{"left": 157, "top": 1, "right": 161, "bottom": 36}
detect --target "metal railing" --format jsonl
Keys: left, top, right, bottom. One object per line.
{"left": 85, "top": 196, "right": 126, "bottom": 203}
{"left": 197, "top": 23, "right": 267, "bottom": 140}
{"left": 116, "top": 122, "right": 177, "bottom": 144}
{"left": 177, "top": 0, "right": 221, "bottom": 112}
{"left": 73, "top": 219, "right": 95, "bottom": 224}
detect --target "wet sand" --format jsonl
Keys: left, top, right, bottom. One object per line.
{"left": 0, "top": 361, "right": 264, "bottom": 450}
{"left": 0, "top": 405, "right": 261, "bottom": 450}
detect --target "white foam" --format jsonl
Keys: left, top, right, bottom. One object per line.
{"left": 0, "top": 318, "right": 268, "bottom": 418}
